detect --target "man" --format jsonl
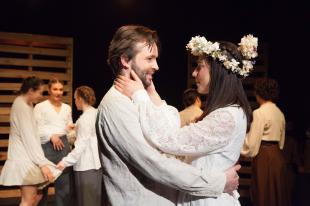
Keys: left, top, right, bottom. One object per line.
{"left": 179, "top": 88, "right": 203, "bottom": 127}
{"left": 96, "top": 25, "right": 240, "bottom": 206}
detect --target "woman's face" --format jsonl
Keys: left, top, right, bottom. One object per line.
{"left": 192, "top": 58, "right": 211, "bottom": 95}
{"left": 29, "top": 85, "right": 44, "bottom": 104}
{"left": 74, "top": 92, "right": 83, "bottom": 111}
{"left": 48, "top": 82, "right": 64, "bottom": 102}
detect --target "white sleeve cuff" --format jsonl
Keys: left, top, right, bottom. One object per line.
{"left": 131, "top": 90, "right": 150, "bottom": 103}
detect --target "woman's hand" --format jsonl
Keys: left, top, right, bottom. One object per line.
{"left": 146, "top": 81, "right": 162, "bottom": 106}
{"left": 114, "top": 70, "right": 144, "bottom": 98}
{"left": 66, "top": 123, "right": 75, "bottom": 132}
{"left": 56, "top": 161, "right": 66, "bottom": 171}
{"left": 40, "top": 165, "right": 54, "bottom": 182}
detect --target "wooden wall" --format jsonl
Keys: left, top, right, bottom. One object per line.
{"left": 0, "top": 32, "right": 73, "bottom": 203}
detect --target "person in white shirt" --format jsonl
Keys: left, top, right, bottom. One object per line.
{"left": 34, "top": 78, "right": 73, "bottom": 206}
{"left": 242, "top": 78, "right": 290, "bottom": 206}
{"left": 115, "top": 34, "right": 258, "bottom": 205}
{"left": 179, "top": 88, "right": 203, "bottom": 127}
{"left": 56, "top": 86, "right": 102, "bottom": 206}
{"left": 0, "top": 76, "right": 60, "bottom": 206}
{"left": 96, "top": 25, "right": 240, "bottom": 206}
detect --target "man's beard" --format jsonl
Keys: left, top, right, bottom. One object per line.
{"left": 131, "top": 62, "right": 152, "bottom": 88}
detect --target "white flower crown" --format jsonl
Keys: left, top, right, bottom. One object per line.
{"left": 186, "top": 34, "right": 258, "bottom": 77}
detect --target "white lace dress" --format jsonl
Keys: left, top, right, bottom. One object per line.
{"left": 132, "top": 90, "right": 247, "bottom": 206}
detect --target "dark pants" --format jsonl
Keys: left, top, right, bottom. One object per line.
{"left": 38, "top": 136, "right": 73, "bottom": 206}
{"left": 75, "top": 169, "right": 102, "bottom": 206}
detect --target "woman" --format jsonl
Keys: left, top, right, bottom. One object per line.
{"left": 242, "top": 78, "right": 290, "bottom": 206}
{"left": 115, "top": 35, "right": 257, "bottom": 205}
{"left": 33, "top": 78, "right": 73, "bottom": 206}
{"left": 0, "top": 76, "right": 60, "bottom": 206}
{"left": 56, "top": 86, "right": 102, "bottom": 206}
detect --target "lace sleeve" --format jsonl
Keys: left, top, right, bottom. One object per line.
{"left": 137, "top": 99, "right": 236, "bottom": 156}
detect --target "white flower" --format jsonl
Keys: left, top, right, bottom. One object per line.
{"left": 186, "top": 34, "right": 258, "bottom": 77}
{"left": 242, "top": 60, "right": 254, "bottom": 71}
{"left": 238, "top": 34, "right": 258, "bottom": 59}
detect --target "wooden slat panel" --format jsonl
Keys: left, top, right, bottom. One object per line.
{"left": 0, "top": 115, "right": 9, "bottom": 123}
{"left": 240, "top": 178, "right": 251, "bottom": 186}
{"left": 0, "top": 58, "right": 68, "bottom": 68}
{"left": 0, "top": 108, "right": 10, "bottom": 115}
{"left": 0, "top": 83, "right": 20, "bottom": 91}
{"left": 0, "top": 32, "right": 73, "bottom": 45}
{"left": 0, "top": 95, "right": 71, "bottom": 103}
{"left": 0, "top": 127, "right": 10, "bottom": 134}
{"left": 0, "top": 139, "right": 8, "bottom": 148}
{"left": 239, "top": 167, "right": 252, "bottom": 174}
{"left": 0, "top": 69, "right": 70, "bottom": 81}
{"left": 0, "top": 83, "right": 70, "bottom": 92}
{"left": 238, "top": 189, "right": 250, "bottom": 197}
{"left": 239, "top": 156, "right": 252, "bottom": 162}
{"left": 0, "top": 187, "right": 55, "bottom": 198}
{"left": 0, "top": 45, "right": 69, "bottom": 57}
{"left": 0, "top": 151, "right": 7, "bottom": 161}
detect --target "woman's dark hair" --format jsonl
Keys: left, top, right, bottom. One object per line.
{"left": 75, "top": 86, "right": 96, "bottom": 106}
{"left": 108, "top": 25, "right": 160, "bottom": 75}
{"left": 19, "top": 76, "right": 44, "bottom": 94}
{"left": 198, "top": 41, "right": 253, "bottom": 132}
{"left": 48, "top": 78, "right": 64, "bottom": 89}
{"left": 183, "top": 88, "right": 201, "bottom": 108}
{"left": 254, "top": 78, "right": 279, "bottom": 102}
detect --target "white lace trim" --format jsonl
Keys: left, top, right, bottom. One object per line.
{"left": 136, "top": 97, "right": 236, "bottom": 156}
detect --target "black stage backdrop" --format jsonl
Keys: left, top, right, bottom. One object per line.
{"left": 1, "top": 0, "right": 309, "bottom": 135}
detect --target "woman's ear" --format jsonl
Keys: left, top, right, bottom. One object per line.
{"left": 120, "top": 54, "right": 130, "bottom": 70}
{"left": 28, "top": 88, "right": 34, "bottom": 95}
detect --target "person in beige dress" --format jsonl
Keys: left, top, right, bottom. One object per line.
{"left": 179, "top": 88, "right": 203, "bottom": 127}
{"left": 242, "top": 77, "right": 290, "bottom": 206}
{"left": 0, "top": 76, "right": 61, "bottom": 206}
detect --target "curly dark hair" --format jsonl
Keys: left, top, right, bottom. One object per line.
{"left": 254, "top": 78, "right": 279, "bottom": 101}
{"left": 182, "top": 88, "right": 201, "bottom": 108}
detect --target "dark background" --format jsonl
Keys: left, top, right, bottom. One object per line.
{"left": 1, "top": 0, "right": 309, "bottom": 135}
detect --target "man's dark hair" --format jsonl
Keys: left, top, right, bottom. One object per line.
{"left": 107, "top": 25, "right": 160, "bottom": 75}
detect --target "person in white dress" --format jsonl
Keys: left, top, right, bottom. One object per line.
{"left": 0, "top": 76, "right": 61, "bottom": 206}
{"left": 115, "top": 35, "right": 258, "bottom": 206}
{"left": 56, "top": 86, "right": 102, "bottom": 206}
{"left": 34, "top": 78, "right": 73, "bottom": 206}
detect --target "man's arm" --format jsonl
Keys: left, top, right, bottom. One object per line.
{"left": 97, "top": 94, "right": 237, "bottom": 197}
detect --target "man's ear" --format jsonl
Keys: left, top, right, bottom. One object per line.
{"left": 120, "top": 54, "right": 130, "bottom": 70}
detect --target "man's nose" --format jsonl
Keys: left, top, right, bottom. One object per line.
{"left": 153, "top": 61, "right": 159, "bottom": 71}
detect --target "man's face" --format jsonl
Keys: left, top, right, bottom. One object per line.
{"left": 128, "top": 42, "right": 159, "bottom": 88}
